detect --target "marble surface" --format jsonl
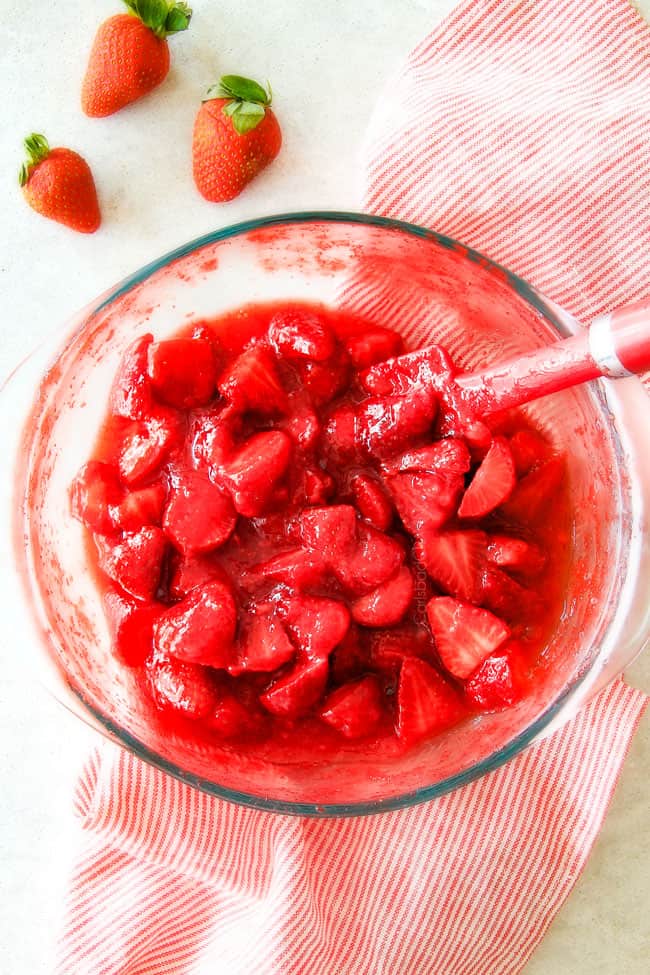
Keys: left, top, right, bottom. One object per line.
{"left": 1, "top": 1, "right": 648, "bottom": 972}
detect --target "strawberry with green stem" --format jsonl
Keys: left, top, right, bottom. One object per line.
{"left": 193, "top": 75, "right": 282, "bottom": 202}
{"left": 82, "top": 1, "right": 193, "bottom": 117}
{"left": 19, "top": 134, "right": 101, "bottom": 234}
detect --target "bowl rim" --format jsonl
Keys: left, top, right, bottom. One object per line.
{"left": 14, "top": 210, "right": 640, "bottom": 817}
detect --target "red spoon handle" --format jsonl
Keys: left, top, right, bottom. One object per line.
{"left": 591, "top": 298, "right": 650, "bottom": 374}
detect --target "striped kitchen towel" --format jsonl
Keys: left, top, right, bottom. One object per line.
{"left": 57, "top": 1, "right": 649, "bottom": 973}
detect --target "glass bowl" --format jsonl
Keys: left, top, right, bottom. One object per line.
{"left": 2, "top": 212, "right": 649, "bottom": 816}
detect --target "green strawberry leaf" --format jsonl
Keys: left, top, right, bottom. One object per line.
{"left": 19, "top": 133, "right": 50, "bottom": 186}
{"left": 165, "top": 2, "right": 192, "bottom": 33}
{"left": 218, "top": 75, "right": 271, "bottom": 105}
{"left": 230, "top": 102, "right": 266, "bottom": 135}
{"left": 122, "top": 0, "right": 192, "bottom": 37}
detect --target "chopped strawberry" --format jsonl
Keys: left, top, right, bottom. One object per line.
{"left": 268, "top": 308, "right": 335, "bottom": 361}
{"left": 109, "top": 334, "right": 153, "bottom": 420}
{"left": 337, "top": 324, "right": 403, "bottom": 369}
{"left": 103, "top": 590, "right": 159, "bottom": 667}
{"left": 163, "top": 469, "right": 237, "bottom": 553}
{"left": 396, "top": 658, "right": 465, "bottom": 745}
{"left": 458, "top": 437, "right": 516, "bottom": 519}
{"left": 281, "top": 393, "right": 321, "bottom": 450}
{"left": 426, "top": 596, "right": 510, "bottom": 679}
{"left": 356, "top": 387, "right": 437, "bottom": 456}
{"left": 330, "top": 626, "right": 369, "bottom": 683}
{"left": 294, "top": 345, "right": 351, "bottom": 406}
{"left": 368, "top": 626, "right": 433, "bottom": 678}
{"left": 118, "top": 409, "right": 183, "bottom": 485}
{"left": 384, "top": 438, "right": 471, "bottom": 477}
{"left": 250, "top": 548, "right": 329, "bottom": 591}
{"left": 509, "top": 429, "right": 551, "bottom": 477}
{"left": 321, "top": 405, "right": 358, "bottom": 463}
{"left": 487, "top": 534, "right": 547, "bottom": 577}
{"left": 153, "top": 579, "right": 237, "bottom": 668}
{"left": 146, "top": 650, "right": 219, "bottom": 719}
{"left": 415, "top": 529, "right": 487, "bottom": 603}
{"left": 351, "top": 474, "right": 394, "bottom": 531}
{"left": 217, "top": 430, "right": 292, "bottom": 517}
{"left": 360, "top": 344, "right": 454, "bottom": 396}
{"left": 147, "top": 337, "right": 218, "bottom": 409}
{"left": 259, "top": 655, "right": 329, "bottom": 718}
{"left": 479, "top": 565, "right": 539, "bottom": 623}
{"left": 232, "top": 613, "right": 295, "bottom": 674}
{"left": 293, "top": 504, "right": 358, "bottom": 564}
{"left": 284, "top": 594, "right": 350, "bottom": 658}
{"left": 387, "top": 471, "right": 463, "bottom": 534}
{"left": 298, "top": 467, "right": 335, "bottom": 506}
{"left": 351, "top": 565, "right": 414, "bottom": 627}
{"left": 218, "top": 345, "right": 288, "bottom": 415}
{"left": 110, "top": 481, "right": 167, "bottom": 531}
{"left": 208, "top": 692, "right": 265, "bottom": 738}
{"left": 190, "top": 407, "right": 240, "bottom": 471}
{"left": 464, "top": 641, "right": 528, "bottom": 710}
{"left": 319, "top": 676, "right": 384, "bottom": 738}
{"left": 334, "top": 523, "right": 404, "bottom": 596}
{"left": 168, "top": 552, "right": 230, "bottom": 599}
{"left": 70, "top": 461, "right": 122, "bottom": 534}
{"left": 499, "top": 457, "right": 565, "bottom": 523}
{"left": 95, "top": 526, "right": 167, "bottom": 601}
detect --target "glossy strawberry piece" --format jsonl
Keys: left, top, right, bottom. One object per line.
{"left": 109, "top": 334, "right": 153, "bottom": 420}
{"left": 297, "top": 467, "right": 335, "bottom": 506}
{"left": 110, "top": 481, "right": 166, "bottom": 531}
{"left": 487, "top": 534, "right": 547, "bottom": 577}
{"left": 70, "top": 461, "right": 122, "bottom": 534}
{"left": 334, "top": 523, "right": 404, "bottom": 596}
{"left": 146, "top": 650, "right": 219, "bottom": 719}
{"left": 218, "top": 430, "right": 292, "bottom": 517}
{"left": 118, "top": 409, "right": 183, "bottom": 485}
{"left": 250, "top": 548, "right": 329, "bottom": 591}
{"left": 163, "top": 469, "right": 236, "bottom": 553}
{"left": 385, "top": 438, "right": 471, "bottom": 477}
{"left": 190, "top": 408, "right": 239, "bottom": 471}
{"left": 415, "top": 529, "right": 487, "bottom": 603}
{"left": 356, "top": 387, "right": 437, "bottom": 456}
{"left": 281, "top": 393, "right": 321, "bottom": 450}
{"left": 351, "top": 474, "right": 393, "bottom": 531}
{"left": 319, "top": 676, "right": 384, "bottom": 739}
{"left": 208, "top": 692, "right": 265, "bottom": 738}
{"left": 268, "top": 309, "right": 335, "bottom": 361}
{"left": 284, "top": 594, "right": 350, "bottom": 658}
{"left": 321, "top": 405, "right": 358, "bottom": 463}
{"left": 95, "top": 526, "right": 167, "bottom": 601}
{"left": 479, "top": 565, "right": 539, "bottom": 624}
{"left": 464, "top": 642, "right": 528, "bottom": 710}
{"left": 360, "top": 344, "right": 454, "bottom": 396}
{"left": 499, "top": 457, "right": 565, "bottom": 522}
{"left": 148, "top": 337, "right": 218, "bottom": 409}
{"left": 218, "top": 345, "right": 288, "bottom": 415}
{"left": 387, "top": 471, "right": 463, "bottom": 534}
{"left": 508, "top": 429, "right": 551, "bottom": 477}
{"left": 426, "top": 596, "right": 510, "bottom": 679}
{"left": 396, "top": 658, "right": 465, "bottom": 745}
{"left": 351, "top": 565, "right": 414, "bottom": 627}
{"left": 154, "top": 579, "right": 237, "bottom": 668}
{"left": 368, "top": 626, "right": 433, "bottom": 678}
{"left": 260, "top": 655, "right": 329, "bottom": 718}
{"left": 337, "top": 324, "right": 403, "bottom": 369}
{"left": 458, "top": 437, "right": 516, "bottom": 519}
{"left": 168, "top": 552, "right": 230, "bottom": 599}
{"left": 232, "top": 614, "right": 295, "bottom": 674}
{"left": 330, "top": 626, "right": 369, "bottom": 683}
{"left": 293, "top": 504, "right": 358, "bottom": 563}
{"left": 103, "top": 590, "right": 159, "bottom": 667}
{"left": 294, "top": 345, "right": 351, "bottom": 406}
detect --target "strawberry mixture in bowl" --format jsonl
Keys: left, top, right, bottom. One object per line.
{"left": 7, "top": 214, "right": 650, "bottom": 814}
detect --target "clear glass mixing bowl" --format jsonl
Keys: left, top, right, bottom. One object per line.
{"left": 2, "top": 212, "right": 649, "bottom": 816}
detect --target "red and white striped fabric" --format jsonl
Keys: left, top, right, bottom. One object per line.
{"left": 57, "top": 2, "right": 650, "bottom": 973}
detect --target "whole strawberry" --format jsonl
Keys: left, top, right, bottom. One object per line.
{"left": 193, "top": 75, "right": 282, "bottom": 202}
{"left": 82, "top": 0, "right": 192, "bottom": 117}
{"left": 19, "top": 134, "right": 101, "bottom": 234}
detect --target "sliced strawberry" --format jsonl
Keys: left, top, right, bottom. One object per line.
{"left": 259, "top": 655, "right": 329, "bottom": 718}
{"left": 218, "top": 345, "right": 288, "bottom": 415}
{"left": 360, "top": 345, "right": 454, "bottom": 396}
{"left": 387, "top": 471, "right": 463, "bottom": 534}
{"left": 415, "top": 529, "right": 487, "bottom": 603}
{"left": 509, "top": 429, "right": 550, "bottom": 477}
{"left": 118, "top": 409, "right": 183, "bottom": 485}
{"left": 70, "top": 461, "right": 122, "bottom": 534}
{"left": 153, "top": 579, "right": 237, "bottom": 668}
{"left": 168, "top": 553, "right": 230, "bottom": 600}
{"left": 396, "top": 658, "right": 465, "bottom": 745}
{"left": 351, "top": 565, "right": 414, "bottom": 627}
{"left": 294, "top": 345, "right": 350, "bottom": 406}
{"left": 499, "top": 457, "right": 565, "bottom": 523}
{"left": 334, "top": 523, "right": 404, "bottom": 596}
{"left": 95, "top": 526, "right": 167, "bottom": 601}
{"left": 293, "top": 504, "right": 358, "bottom": 564}
{"left": 208, "top": 692, "right": 266, "bottom": 738}
{"left": 250, "top": 548, "right": 329, "bottom": 591}
{"left": 464, "top": 641, "right": 528, "bottom": 710}
{"left": 281, "top": 393, "right": 321, "bottom": 450}
{"left": 268, "top": 308, "right": 335, "bottom": 361}
{"left": 103, "top": 590, "right": 159, "bottom": 667}
{"left": 458, "top": 437, "right": 516, "bottom": 519}
{"left": 163, "top": 469, "right": 236, "bottom": 553}
{"left": 147, "top": 337, "right": 218, "bottom": 409}
{"left": 217, "top": 430, "right": 292, "bottom": 517}
{"left": 330, "top": 626, "right": 369, "bottom": 683}
{"left": 110, "top": 481, "right": 166, "bottom": 531}
{"left": 487, "top": 534, "right": 547, "bottom": 577}
{"left": 479, "top": 565, "right": 540, "bottom": 624}
{"left": 319, "top": 675, "right": 384, "bottom": 739}
{"left": 337, "top": 324, "right": 403, "bottom": 369}
{"left": 189, "top": 407, "right": 239, "bottom": 471}
{"left": 321, "top": 405, "right": 359, "bottom": 463}
{"left": 109, "top": 334, "right": 153, "bottom": 420}
{"left": 426, "top": 596, "right": 510, "bottom": 679}
{"left": 232, "top": 614, "right": 295, "bottom": 674}
{"left": 356, "top": 387, "right": 437, "bottom": 457}
{"left": 351, "top": 474, "right": 394, "bottom": 531}
{"left": 368, "top": 626, "right": 433, "bottom": 678}
{"left": 384, "top": 438, "right": 471, "bottom": 477}
{"left": 284, "top": 594, "right": 350, "bottom": 658}
{"left": 145, "top": 650, "right": 219, "bottom": 719}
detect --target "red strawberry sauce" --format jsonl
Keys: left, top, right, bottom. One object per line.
{"left": 70, "top": 302, "right": 572, "bottom": 754}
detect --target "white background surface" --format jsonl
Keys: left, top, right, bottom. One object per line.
{"left": 1, "top": 1, "right": 648, "bottom": 972}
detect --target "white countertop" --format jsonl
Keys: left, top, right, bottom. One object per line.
{"left": 1, "top": 2, "right": 648, "bottom": 972}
